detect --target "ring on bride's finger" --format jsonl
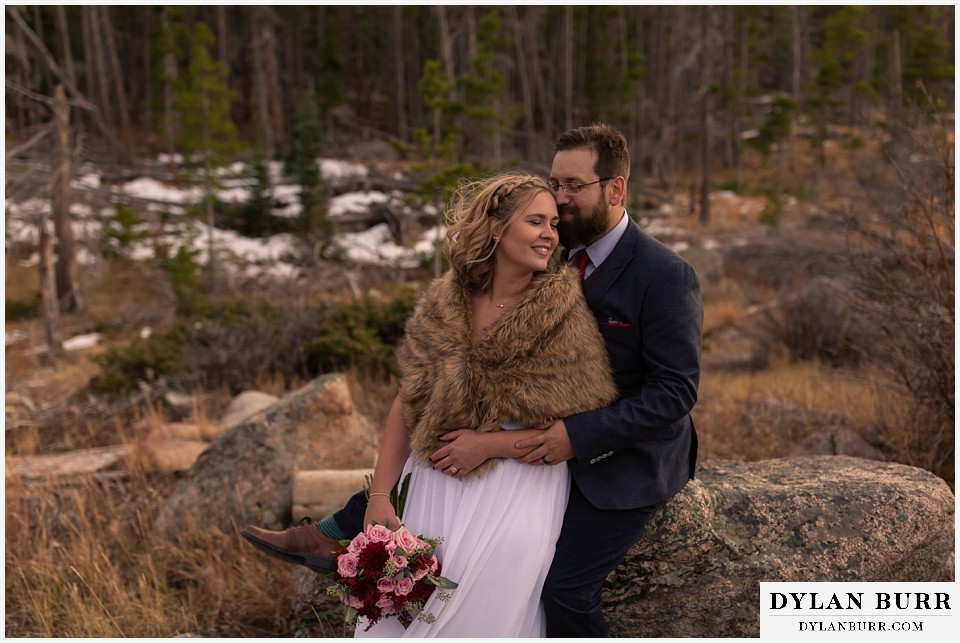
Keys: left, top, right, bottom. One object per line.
{"left": 449, "top": 466, "right": 459, "bottom": 474}
{"left": 541, "top": 456, "right": 550, "bottom": 464}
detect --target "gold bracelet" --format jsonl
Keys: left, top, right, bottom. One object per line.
{"left": 369, "top": 492, "right": 391, "bottom": 499}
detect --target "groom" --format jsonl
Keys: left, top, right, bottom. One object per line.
{"left": 243, "top": 124, "right": 702, "bottom": 637}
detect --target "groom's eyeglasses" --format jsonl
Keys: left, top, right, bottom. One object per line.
{"left": 547, "top": 178, "right": 612, "bottom": 194}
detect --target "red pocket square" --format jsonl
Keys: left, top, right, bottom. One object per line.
{"left": 599, "top": 320, "right": 631, "bottom": 328}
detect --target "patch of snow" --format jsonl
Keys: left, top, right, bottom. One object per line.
{"left": 72, "top": 174, "right": 102, "bottom": 190}
{"left": 6, "top": 330, "right": 28, "bottom": 346}
{"left": 157, "top": 153, "right": 184, "bottom": 165}
{"left": 328, "top": 191, "right": 391, "bottom": 218}
{"left": 338, "top": 223, "right": 445, "bottom": 269}
{"left": 320, "top": 158, "right": 369, "bottom": 179}
{"left": 63, "top": 333, "right": 103, "bottom": 351}
{"left": 120, "top": 177, "right": 203, "bottom": 204}
{"left": 216, "top": 186, "right": 252, "bottom": 204}
{"left": 140, "top": 327, "right": 153, "bottom": 339}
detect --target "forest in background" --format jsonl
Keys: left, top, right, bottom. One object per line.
{"left": 5, "top": 5, "right": 956, "bottom": 637}
{"left": 5, "top": 5, "right": 955, "bottom": 179}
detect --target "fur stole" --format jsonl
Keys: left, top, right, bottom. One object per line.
{"left": 397, "top": 264, "right": 617, "bottom": 479}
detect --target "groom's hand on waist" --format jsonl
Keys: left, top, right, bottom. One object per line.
{"left": 515, "top": 420, "right": 574, "bottom": 465}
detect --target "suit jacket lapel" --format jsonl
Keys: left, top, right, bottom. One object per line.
{"left": 582, "top": 220, "right": 641, "bottom": 306}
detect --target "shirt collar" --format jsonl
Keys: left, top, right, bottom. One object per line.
{"left": 567, "top": 209, "right": 629, "bottom": 273}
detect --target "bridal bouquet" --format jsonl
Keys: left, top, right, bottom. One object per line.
{"left": 326, "top": 523, "right": 457, "bottom": 630}
{"left": 326, "top": 475, "right": 458, "bottom": 631}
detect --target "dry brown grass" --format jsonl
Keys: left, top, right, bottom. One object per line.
{"left": 4, "top": 441, "right": 299, "bottom": 637}
{"left": 694, "top": 356, "right": 912, "bottom": 462}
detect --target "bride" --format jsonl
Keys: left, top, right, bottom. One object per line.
{"left": 355, "top": 172, "right": 615, "bottom": 637}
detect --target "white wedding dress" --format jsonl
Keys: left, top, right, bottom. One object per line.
{"left": 355, "top": 424, "right": 569, "bottom": 638}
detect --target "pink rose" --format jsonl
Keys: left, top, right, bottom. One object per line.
{"left": 346, "top": 532, "right": 369, "bottom": 555}
{"left": 393, "top": 527, "right": 421, "bottom": 553}
{"left": 349, "top": 595, "right": 364, "bottom": 610}
{"left": 411, "top": 565, "right": 429, "bottom": 581}
{"left": 336, "top": 553, "right": 359, "bottom": 578}
{"left": 365, "top": 524, "right": 393, "bottom": 543}
{"left": 428, "top": 556, "right": 439, "bottom": 574}
{"left": 376, "top": 593, "right": 397, "bottom": 615}
{"left": 392, "top": 555, "right": 409, "bottom": 570}
{"left": 395, "top": 577, "right": 415, "bottom": 596}
{"left": 377, "top": 577, "right": 397, "bottom": 593}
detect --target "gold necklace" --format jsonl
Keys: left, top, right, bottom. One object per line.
{"left": 491, "top": 291, "right": 519, "bottom": 310}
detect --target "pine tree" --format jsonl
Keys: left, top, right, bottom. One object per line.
{"left": 239, "top": 145, "right": 275, "bottom": 237}
{"left": 285, "top": 89, "right": 334, "bottom": 253}
{"left": 460, "top": 9, "right": 507, "bottom": 164}
{"left": 174, "top": 21, "right": 238, "bottom": 285}
{"left": 416, "top": 59, "right": 458, "bottom": 163}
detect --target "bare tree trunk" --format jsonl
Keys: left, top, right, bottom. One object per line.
{"left": 891, "top": 30, "right": 903, "bottom": 116}
{"left": 54, "top": 6, "right": 75, "bottom": 87}
{"left": 790, "top": 5, "right": 803, "bottom": 174}
{"left": 251, "top": 9, "right": 274, "bottom": 157}
{"left": 39, "top": 214, "right": 63, "bottom": 359}
{"left": 10, "top": 6, "right": 32, "bottom": 130}
{"left": 32, "top": 6, "right": 51, "bottom": 99}
{"left": 143, "top": 7, "right": 153, "bottom": 143}
{"left": 101, "top": 7, "right": 134, "bottom": 164}
{"left": 528, "top": 8, "right": 553, "bottom": 156}
{"left": 217, "top": 6, "right": 228, "bottom": 64}
{"left": 720, "top": 7, "right": 735, "bottom": 168}
{"left": 436, "top": 6, "right": 457, "bottom": 91}
{"left": 80, "top": 5, "right": 96, "bottom": 119}
{"left": 698, "top": 6, "right": 712, "bottom": 225}
{"left": 86, "top": 7, "right": 113, "bottom": 128}
{"left": 392, "top": 6, "right": 408, "bottom": 140}
{"left": 161, "top": 7, "right": 179, "bottom": 170}
{"left": 507, "top": 6, "right": 534, "bottom": 157}
{"left": 52, "top": 84, "right": 82, "bottom": 314}
{"left": 263, "top": 16, "right": 286, "bottom": 153}
{"left": 735, "top": 13, "right": 748, "bottom": 188}
{"left": 563, "top": 6, "right": 573, "bottom": 131}
{"left": 465, "top": 6, "right": 477, "bottom": 64}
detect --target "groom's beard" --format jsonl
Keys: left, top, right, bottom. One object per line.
{"left": 557, "top": 197, "right": 610, "bottom": 249}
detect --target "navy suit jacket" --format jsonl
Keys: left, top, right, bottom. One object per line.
{"left": 564, "top": 218, "right": 702, "bottom": 510}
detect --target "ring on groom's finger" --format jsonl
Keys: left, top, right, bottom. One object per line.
{"left": 541, "top": 456, "right": 550, "bottom": 464}
{"left": 449, "top": 466, "right": 459, "bottom": 474}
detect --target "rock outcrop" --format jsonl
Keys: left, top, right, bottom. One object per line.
{"left": 155, "top": 374, "right": 378, "bottom": 539}
{"left": 604, "top": 457, "right": 954, "bottom": 637}
{"left": 289, "top": 456, "right": 954, "bottom": 637}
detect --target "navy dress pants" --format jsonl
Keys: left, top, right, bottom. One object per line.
{"left": 542, "top": 479, "right": 659, "bottom": 637}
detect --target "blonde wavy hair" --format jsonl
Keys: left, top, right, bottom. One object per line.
{"left": 445, "top": 172, "right": 557, "bottom": 291}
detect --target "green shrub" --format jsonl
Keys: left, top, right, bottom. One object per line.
{"left": 90, "top": 286, "right": 419, "bottom": 394}
{"left": 161, "top": 246, "right": 203, "bottom": 315}
{"left": 6, "top": 293, "right": 41, "bottom": 321}
{"left": 304, "top": 285, "right": 418, "bottom": 375}
{"left": 92, "top": 332, "right": 186, "bottom": 393}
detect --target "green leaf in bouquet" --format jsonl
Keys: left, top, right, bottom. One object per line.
{"left": 396, "top": 472, "right": 411, "bottom": 519}
{"left": 424, "top": 575, "right": 457, "bottom": 588}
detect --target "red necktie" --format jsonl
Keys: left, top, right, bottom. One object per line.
{"left": 573, "top": 249, "right": 589, "bottom": 280}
